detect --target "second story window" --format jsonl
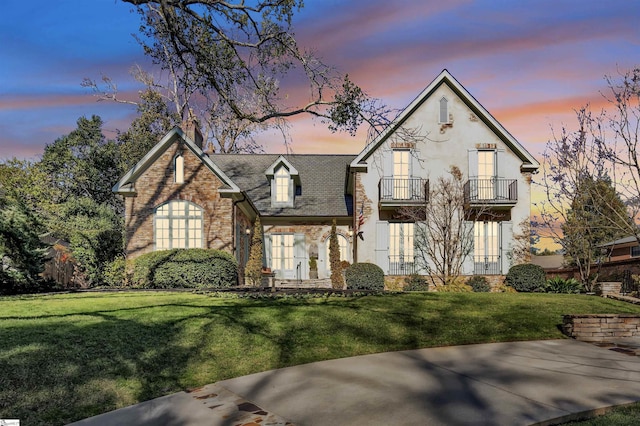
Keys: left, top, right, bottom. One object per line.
{"left": 477, "top": 150, "right": 496, "bottom": 199}
{"left": 393, "top": 150, "right": 410, "bottom": 199}
{"left": 275, "top": 167, "right": 290, "bottom": 203}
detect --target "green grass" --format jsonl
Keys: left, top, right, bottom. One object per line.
{"left": 1, "top": 291, "right": 639, "bottom": 425}
{"left": 562, "top": 402, "right": 640, "bottom": 425}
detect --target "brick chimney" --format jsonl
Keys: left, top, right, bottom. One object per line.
{"left": 183, "top": 109, "right": 204, "bottom": 149}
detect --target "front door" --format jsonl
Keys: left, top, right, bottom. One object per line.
{"left": 272, "top": 234, "right": 295, "bottom": 279}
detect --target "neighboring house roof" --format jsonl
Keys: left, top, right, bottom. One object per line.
{"left": 112, "top": 127, "right": 241, "bottom": 196}
{"left": 211, "top": 154, "right": 355, "bottom": 217}
{"left": 531, "top": 254, "right": 565, "bottom": 269}
{"left": 351, "top": 69, "right": 540, "bottom": 173}
{"left": 600, "top": 235, "right": 639, "bottom": 248}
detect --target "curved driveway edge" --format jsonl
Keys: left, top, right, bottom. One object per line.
{"left": 218, "top": 339, "right": 640, "bottom": 425}
{"left": 70, "top": 339, "right": 640, "bottom": 425}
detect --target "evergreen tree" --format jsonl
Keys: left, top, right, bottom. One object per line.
{"left": 329, "top": 219, "right": 344, "bottom": 289}
{"left": 561, "top": 176, "right": 632, "bottom": 291}
{"left": 245, "top": 217, "right": 264, "bottom": 287}
{"left": 0, "top": 193, "right": 47, "bottom": 294}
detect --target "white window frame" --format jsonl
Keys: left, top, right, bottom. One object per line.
{"left": 154, "top": 200, "right": 203, "bottom": 250}
{"left": 271, "top": 233, "right": 295, "bottom": 272}
{"left": 477, "top": 150, "right": 496, "bottom": 200}
{"left": 393, "top": 150, "right": 410, "bottom": 200}
{"left": 389, "top": 223, "right": 414, "bottom": 272}
{"left": 474, "top": 221, "right": 499, "bottom": 273}
{"left": 272, "top": 166, "right": 294, "bottom": 207}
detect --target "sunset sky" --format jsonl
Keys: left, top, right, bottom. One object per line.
{"left": 1, "top": 1, "right": 639, "bottom": 203}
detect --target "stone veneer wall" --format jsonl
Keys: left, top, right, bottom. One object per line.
{"left": 383, "top": 275, "right": 506, "bottom": 291}
{"left": 124, "top": 143, "right": 234, "bottom": 259}
{"left": 562, "top": 314, "right": 640, "bottom": 342}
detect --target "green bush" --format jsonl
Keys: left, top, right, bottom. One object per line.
{"left": 505, "top": 263, "right": 546, "bottom": 292}
{"left": 345, "top": 262, "right": 384, "bottom": 290}
{"left": 103, "top": 256, "right": 127, "bottom": 287}
{"left": 545, "top": 276, "right": 583, "bottom": 294}
{"left": 130, "top": 249, "right": 238, "bottom": 289}
{"left": 467, "top": 276, "right": 491, "bottom": 292}
{"left": 404, "top": 274, "right": 430, "bottom": 291}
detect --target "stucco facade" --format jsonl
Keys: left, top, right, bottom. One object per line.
{"left": 113, "top": 70, "right": 539, "bottom": 282}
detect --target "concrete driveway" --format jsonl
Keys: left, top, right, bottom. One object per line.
{"left": 70, "top": 339, "right": 640, "bottom": 426}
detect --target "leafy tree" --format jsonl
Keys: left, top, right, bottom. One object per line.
{"left": 0, "top": 193, "right": 47, "bottom": 294}
{"left": 0, "top": 159, "right": 53, "bottom": 217}
{"left": 117, "top": 86, "right": 180, "bottom": 172}
{"left": 329, "top": 219, "right": 344, "bottom": 289}
{"left": 40, "top": 115, "right": 122, "bottom": 211}
{"left": 125, "top": 0, "right": 374, "bottom": 136}
{"left": 56, "top": 197, "right": 124, "bottom": 285}
{"left": 245, "top": 217, "right": 264, "bottom": 287}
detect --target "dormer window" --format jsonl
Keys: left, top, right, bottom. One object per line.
{"left": 174, "top": 153, "right": 184, "bottom": 184}
{"left": 266, "top": 156, "right": 299, "bottom": 208}
{"left": 439, "top": 96, "right": 449, "bottom": 123}
{"left": 275, "top": 167, "right": 291, "bottom": 203}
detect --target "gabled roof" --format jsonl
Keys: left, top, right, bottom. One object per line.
{"left": 351, "top": 69, "right": 540, "bottom": 173}
{"left": 211, "top": 154, "right": 355, "bottom": 217}
{"left": 112, "top": 127, "right": 241, "bottom": 196}
{"left": 265, "top": 155, "right": 299, "bottom": 179}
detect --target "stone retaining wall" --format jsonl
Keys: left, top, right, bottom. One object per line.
{"left": 562, "top": 314, "right": 640, "bottom": 342}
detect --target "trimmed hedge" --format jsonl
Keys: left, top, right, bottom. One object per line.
{"left": 505, "top": 263, "right": 546, "bottom": 292}
{"left": 345, "top": 262, "right": 384, "bottom": 290}
{"left": 129, "top": 249, "right": 238, "bottom": 289}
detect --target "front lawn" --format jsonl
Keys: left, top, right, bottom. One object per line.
{"left": 1, "top": 291, "right": 639, "bottom": 425}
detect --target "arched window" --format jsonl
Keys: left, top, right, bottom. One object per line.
{"left": 439, "top": 96, "right": 449, "bottom": 123}
{"left": 155, "top": 200, "right": 203, "bottom": 250}
{"left": 174, "top": 153, "right": 184, "bottom": 184}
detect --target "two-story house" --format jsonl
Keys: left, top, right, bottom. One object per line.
{"left": 113, "top": 70, "right": 539, "bottom": 284}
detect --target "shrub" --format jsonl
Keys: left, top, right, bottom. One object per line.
{"left": 345, "top": 262, "right": 384, "bottom": 290}
{"left": 130, "top": 249, "right": 238, "bottom": 289}
{"left": 438, "top": 278, "right": 473, "bottom": 292}
{"left": 505, "top": 263, "right": 546, "bottom": 292}
{"left": 493, "top": 282, "right": 517, "bottom": 293}
{"left": 404, "top": 274, "right": 430, "bottom": 291}
{"left": 103, "top": 256, "right": 127, "bottom": 287}
{"left": 245, "top": 217, "right": 264, "bottom": 287}
{"left": 467, "top": 276, "right": 491, "bottom": 292}
{"left": 545, "top": 276, "right": 583, "bottom": 294}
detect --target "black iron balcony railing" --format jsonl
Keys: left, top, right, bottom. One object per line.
{"left": 474, "top": 255, "right": 501, "bottom": 275}
{"left": 379, "top": 178, "right": 429, "bottom": 204}
{"left": 464, "top": 178, "right": 517, "bottom": 204}
{"left": 388, "top": 255, "right": 417, "bottom": 275}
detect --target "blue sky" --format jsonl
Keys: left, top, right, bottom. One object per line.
{"left": 1, "top": 0, "right": 639, "bottom": 159}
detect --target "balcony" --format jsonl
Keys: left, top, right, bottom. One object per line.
{"left": 379, "top": 178, "right": 429, "bottom": 209}
{"left": 474, "top": 255, "right": 501, "bottom": 275}
{"left": 389, "top": 255, "right": 417, "bottom": 275}
{"left": 464, "top": 178, "right": 517, "bottom": 207}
